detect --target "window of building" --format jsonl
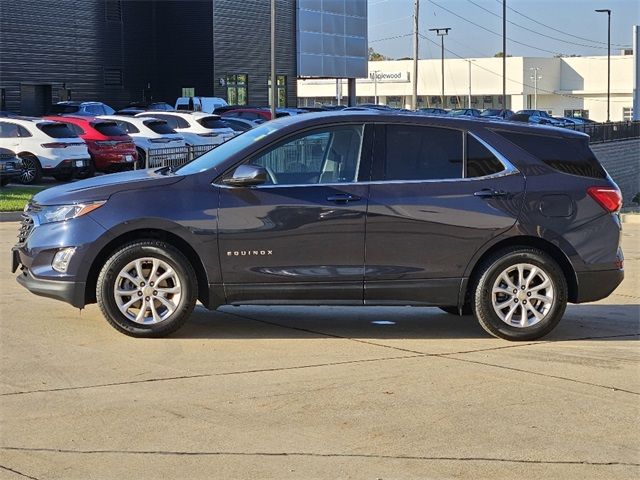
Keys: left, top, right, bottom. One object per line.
{"left": 466, "top": 134, "right": 505, "bottom": 178}
{"left": 104, "top": 68, "right": 123, "bottom": 86}
{"left": 226, "top": 74, "right": 247, "bottom": 105}
{"left": 564, "top": 109, "right": 589, "bottom": 119}
{"left": 105, "top": 0, "right": 122, "bottom": 22}
{"left": 623, "top": 107, "right": 633, "bottom": 121}
{"left": 181, "top": 87, "right": 195, "bottom": 98}
{"left": 267, "top": 75, "right": 287, "bottom": 107}
{"left": 249, "top": 125, "right": 364, "bottom": 185}
{"left": 381, "top": 125, "right": 463, "bottom": 181}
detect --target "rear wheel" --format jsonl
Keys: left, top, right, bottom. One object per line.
{"left": 472, "top": 247, "right": 567, "bottom": 341}
{"left": 96, "top": 240, "right": 197, "bottom": 337}
{"left": 18, "top": 154, "right": 42, "bottom": 185}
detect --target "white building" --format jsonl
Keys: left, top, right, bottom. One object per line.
{"left": 297, "top": 54, "right": 635, "bottom": 122}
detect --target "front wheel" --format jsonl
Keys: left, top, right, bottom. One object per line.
{"left": 472, "top": 247, "right": 567, "bottom": 341}
{"left": 96, "top": 240, "right": 197, "bottom": 337}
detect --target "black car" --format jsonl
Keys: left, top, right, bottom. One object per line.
{"left": 0, "top": 148, "right": 22, "bottom": 186}
{"left": 12, "top": 112, "right": 623, "bottom": 340}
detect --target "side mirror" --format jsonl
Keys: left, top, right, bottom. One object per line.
{"left": 223, "top": 164, "right": 267, "bottom": 187}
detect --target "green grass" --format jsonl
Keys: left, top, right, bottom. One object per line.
{"left": 0, "top": 186, "right": 47, "bottom": 212}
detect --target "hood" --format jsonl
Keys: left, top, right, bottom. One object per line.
{"left": 33, "top": 168, "right": 183, "bottom": 206}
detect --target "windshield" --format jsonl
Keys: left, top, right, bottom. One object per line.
{"left": 175, "top": 122, "right": 280, "bottom": 175}
{"left": 480, "top": 109, "right": 498, "bottom": 117}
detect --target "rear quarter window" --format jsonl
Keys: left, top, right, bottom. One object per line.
{"left": 93, "top": 122, "right": 127, "bottom": 136}
{"left": 37, "top": 123, "right": 79, "bottom": 138}
{"left": 466, "top": 135, "right": 505, "bottom": 177}
{"left": 495, "top": 130, "right": 606, "bottom": 179}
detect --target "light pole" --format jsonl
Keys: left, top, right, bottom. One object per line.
{"left": 270, "top": 0, "right": 277, "bottom": 120}
{"left": 371, "top": 70, "right": 380, "bottom": 104}
{"left": 595, "top": 8, "right": 611, "bottom": 122}
{"left": 429, "top": 27, "right": 451, "bottom": 107}
{"left": 529, "top": 67, "right": 542, "bottom": 109}
{"left": 412, "top": 0, "right": 420, "bottom": 110}
{"left": 467, "top": 59, "right": 475, "bottom": 108}
{"left": 502, "top": 0, "right": 506, "bottom": 110}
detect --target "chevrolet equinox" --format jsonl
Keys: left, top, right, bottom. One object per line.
{"left": 12, "top": 112, "right": 624, "bottom": 340}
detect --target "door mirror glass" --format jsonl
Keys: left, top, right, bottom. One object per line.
{"left": 223, "top": 164, "right": 268, "bottom": 187}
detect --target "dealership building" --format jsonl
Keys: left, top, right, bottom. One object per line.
{"left": 298, "top": 53, "right": 636, "bottom": 122}
{"left": 0, "top": 0, "right": 367, "bottom": 115}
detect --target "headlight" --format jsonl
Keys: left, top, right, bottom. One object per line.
{"left": 37, "top": 201, "right": 105, "bottom": 224}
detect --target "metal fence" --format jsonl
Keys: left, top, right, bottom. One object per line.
{"left": 565, "top": 121, "right": 640, "bottom": 144}
{"left": 145, "top": 144, "right": 219, "bottom": 169}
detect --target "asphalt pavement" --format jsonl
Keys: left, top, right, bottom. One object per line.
{"left": 0, "top": 221, "right": 638, "bottom": 479}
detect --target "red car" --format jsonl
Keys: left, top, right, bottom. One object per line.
{"left": 44, "top": 116, "right": 137, "bottom": 175}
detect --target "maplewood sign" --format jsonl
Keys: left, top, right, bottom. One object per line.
{"left": 365, "top": 71, "right": 410, "bottom": 83}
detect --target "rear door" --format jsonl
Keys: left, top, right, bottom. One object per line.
{"left": 217, "top": 123, "right": 373, "bottom": 304}
{"left": 364, "top": 124, "right": 525, "bottom": 305}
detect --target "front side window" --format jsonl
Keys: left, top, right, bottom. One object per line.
{"left": 382, "top": 125, "right": 463, "bottom": 181}
{"left": 249, "top": 125, "right": 364, "bottom": 186}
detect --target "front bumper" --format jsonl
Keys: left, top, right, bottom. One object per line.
{"left": 14, "top": 253, "right": 86, "bottom": 308}
{"left": 574, "top": 268, "right": 624, "bottom": 303}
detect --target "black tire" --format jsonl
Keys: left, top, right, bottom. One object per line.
{"left": 136, "top": 147, "right": 146, "bottom": 169}
{"left": 472, "top": 247, "right": 567, "bottom": 341}
{"left": 438, "top": 305, "right": 472, "bottom": 316}
{"left": 53, "top": 172, "right": 73, "bottom": 182}
{"left": 18, "top": 154, "right": 42, "bottom": 185}
{"left": 75, "top": 159, "right": 95, "bottom": 179}
{"left": 96, "top": 240, "right": 197, "bottom": 337}
{"left": 0, "top": 177, "right": 9, "bottom": 187}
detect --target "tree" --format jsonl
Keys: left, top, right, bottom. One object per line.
{"left": 494, "top": 51, "right": 512, "bottom": 58}
{"left": 368, "top": 47, "right": 388, "bottom": 61}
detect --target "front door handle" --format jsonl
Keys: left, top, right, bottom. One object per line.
{"left": 474, "top": 188, "right": 509, "bottom": 198}
{"left": 327, "top": 193, "right": 361, "bottom": 203}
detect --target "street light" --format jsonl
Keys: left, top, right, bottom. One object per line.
{"left": 595, "top": 8, "right": 611, "bottom": 122}
{"left": 529, "top": 67, "right": 542, "bottom": 110}
{"left": 429, "top": 27, "right": 451, "bottom": 107}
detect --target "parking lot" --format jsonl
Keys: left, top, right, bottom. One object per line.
{"left": 0, "top": 220, "right": 638, "bottom": 479}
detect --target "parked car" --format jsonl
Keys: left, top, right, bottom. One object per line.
{"left": 98, "top": 115, "right": 186, "bottom": 169}
{"left": 0, "top": 117, "right": 90, "bottom": 183}
{"left": 220, "top": 116, "right": 263, "bottom": 133}
{"left": 0, "top": 148, "right": 22, "bottom": 186}
{"left": 221, "top": 107, "right": 293, "bottom": 122}
{"left": 480, "top": 109, "right": 514, "bottom": 119}
{"left": 12, "top": 112, "right": 623, "bottom": 340}
{"left": 515, "top": 110, "right": 567, "bottom": 127}
{"left": 48, "top": 101, "right": 115, "bottom": 116}
{"left": 558, "top": 116, "right": 597, "bottom": 126}
{"left": 135, "top": 111, "right": 236, "bottom": 148}
{"left": 418, "top": 108, "right": 449, "bottom": 115}
{"left": 44, "top": 116, "right": 137, "bottom": 175}
{"left": 449, "top": 108, "right": 482, "bottom": 117}
{"left": 175, "top": 96, "right": 227, "bottom": 113}
{"left": 116, "top": 102, "right": 174, "bottom": 116}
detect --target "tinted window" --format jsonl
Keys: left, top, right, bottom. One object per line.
{"left": 223, "top": 119, "right": 252, "bottom": 132}
{"left": 38, "top": 123, "right": 78, "bottom": 138}
{"left": 17, "top": 126, "right": 31, "bottom": 137}
{"left": 65, "top": 123, "right": 85, "bottom": 135}
{"left": 114, "top": 121, "right": 139, "bottom": 134}
{"left": 85, "top": 104, "right": 105, "bottom": 115}
{"left": 495, "top": 131, "right": 606, "bottom": 179}
{"left": 141, "top": 114, "right": 177, "bottom": 129}
{"left": 144, "top": 120, "right": 176, "bottom": 134}
{"left": 466, "top": 135, "right": 505, "bottom": 177}
{"left": 250, "top": 125, "right": 364, "bottom": 185}
{"left": 198, "top": 117, "right": 230, "bottom": 129}
{"left": 49, "top": 104, "right": 79, "bottom": 114}
{"left": 93, "top": 122, "right": 127, "bottom": 136}
{"left": 383, "top": 125, "right": 463, "bottom": 181}
{"left": 0, "top": 122, "right": 20, "bottom": 138}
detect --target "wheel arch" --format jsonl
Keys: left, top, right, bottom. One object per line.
{"left": 461, "top": 235, "right": 579, "bottom": 305}
{"left": 84, "top": 228, "right": 210, "bottom": 307}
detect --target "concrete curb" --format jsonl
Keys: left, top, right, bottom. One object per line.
{"left": 0, "top": 211, "right": 21, "bottom": 223}
{"left": 621, "top": 213, "right": 640, "bottom": 224}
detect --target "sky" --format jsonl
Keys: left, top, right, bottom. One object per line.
{"left": 368, "top": 0, "right": 639, "bottom": 60}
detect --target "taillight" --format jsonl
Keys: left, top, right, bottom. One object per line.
{"left": 587, "top": 186, "right": 622, "bottom": 213}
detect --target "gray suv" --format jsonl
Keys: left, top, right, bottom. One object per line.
{"left": 12, "top": 112, "right": 623, "bottom": 340}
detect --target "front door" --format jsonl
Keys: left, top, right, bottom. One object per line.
{"left": 217, "top": 123, "right": 373, "bottom": 304}
{"left": 364, "top": 124, "right": 525, "bottom": 305}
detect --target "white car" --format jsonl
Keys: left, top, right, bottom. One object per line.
{"left": 135, "top": 111, "right": 236, "bottom": 148}
{"left": 0, "top": 117, "right": 90, "bottom": 184}
{"left": 98, "top": 115, "right": 186, "bottom": 168}
{"left": 174, "top": 96, "right": 227, "bottom": 113}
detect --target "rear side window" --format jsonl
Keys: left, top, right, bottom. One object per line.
{"left": 197, "top": 117, "right": 229, "bottom": 129}
{"left": 93, "top": 122, "right": 127, "bottom": 136}
{"left": 466, "top": 135, "right": 505, "bottom": 177}
{"left": 383, "top": 125, "right": 463, "bottom": 181}
{"left": 144, "top": 120, "right": 176, "bottom": 134}
{"left": 37, "top": 123, "right": 78, "bottom": 138}
{"left": 0, "top": 122, "right": 20, "bottom": 138}
{"left": 495, "top": 131, "right": 606, "bottom": 179}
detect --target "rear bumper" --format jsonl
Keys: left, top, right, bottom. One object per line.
{"left": 42, "top": 158, "right": 92, "bottom": 177}
{"left": 574, "top": 269, "right": 624, "bottom": 303}
{"left": 90, "top": 151, "right": 137, "bottom": 171}
{"left": 15, "top": 267, "right": 86, "bottom": 308}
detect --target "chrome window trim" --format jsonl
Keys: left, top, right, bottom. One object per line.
{"left": 467, "top": 131, "right": 519, "bottom": 178}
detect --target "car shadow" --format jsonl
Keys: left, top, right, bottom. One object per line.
{"left": 172, "top": 303, "right": 640, "bottom": 341}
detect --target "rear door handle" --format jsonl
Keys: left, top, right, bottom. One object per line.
{"left": 474, "top": 188, "right": 509, "bottom": 198}
{"left": 327, "top": 193, "right": 361, "bottom": 203}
